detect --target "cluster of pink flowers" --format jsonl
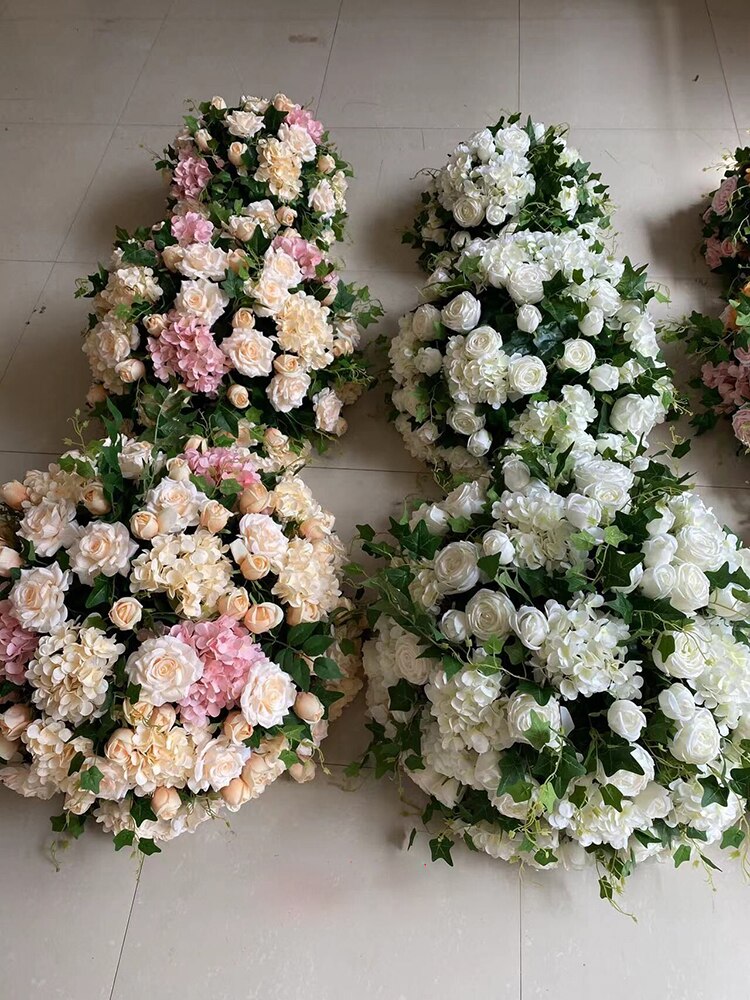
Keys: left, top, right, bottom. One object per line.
{"left": 701, "top": 358, "right": 750, "bottom": 412}
{"left": 171, "top": 211, "right": 214, "bottom": 246}
{"left": 272, "top": 233, "right": 325, "bottom": 279}
{"left": 712, "top": 175, "right": 738, "bottom": 217}
{"left": 286, "top": 106, "right": 324, "bottom": 144}
{"left": 148, "top": 312, "right": 229, "bottom": 395}
{"left": 704, "top": 234, "right": 738, "bottom": 270}
{"left": 174, "top": 616, "right": 270, "bottom": 727}
{"left": 0, "top": 600, "right": 37, "bottom": 685}
{"left": 173, "top": 151, "right": 212, "bottom": 201}
{"left": 183, "top": 447, "right": 262, "bottom": 489}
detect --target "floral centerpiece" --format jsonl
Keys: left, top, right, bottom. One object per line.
{"left": 701, "top": 146, "right": 750, "bottom": 282}
{"left": 403, "top": 115, "right": 611, "bottom": 273}
{"left": 389, "top": 229, "right": 676, "bottom": 481}
{"left": 0, "top": 413, "right": 360, "bottom": 851}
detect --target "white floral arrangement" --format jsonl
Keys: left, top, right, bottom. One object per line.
{"left": 403, "top": 115, "right": 611, "bottom": 272}
{"left": 158, "top": 93, "right": 352, "bottom": 246}
{"left": 0, "top": 419, "right": 360, "bottom": 852}
{"left": 354, "top": 449, "right": 750, "bottom": 894}
{"left": 389, "top": 229, "right": 676, "bottom": 481}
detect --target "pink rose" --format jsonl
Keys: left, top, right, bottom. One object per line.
{"left": 711, "top": 175, "right": 738, "bottom": 217}
{"left": 703, "top": 234, "right": 723, "bottom": 270}
{"left": 720, "top": 238, "right": 737, "bottom": 258}
{"left": 285, "top": 107, "right": 324, "bottom": 144}
{"left": 733, "top": 406, "right": 750, "bottom": 447}
{"left": 171, "top": 211, "right": 214, "bottom": 246}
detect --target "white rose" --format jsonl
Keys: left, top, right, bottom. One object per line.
{"left": 174, "top": 278, "right": 229, "bottom": 327}
{"left": 513, "top": 606, "right": 549, "bottom": 650}
{"left": 482, "top": 530, "right": 515, "bottom": 563}
{"left": 118, "top": 439, "right": 154, "bottom": 480}
{"left": 414, "top": 347, "right": 443, "bottom": 376}
{"left": 516, "top": 304, "right": 542, "bottom": 333}
{"left": 605, "top": 744, "right": 653, "bottom": 797}
{"left": 238, "top": 513, "right": 289, "bottom": 570}
{"left": 308, "top": 180, "right": 336, "bottom": 216}
{"left": 225, "top": 110, "right": 264, "bottom": 138}
{"left": 410, "top": 503, "right": 450, "bottom": 536}
{"left": 658, "top": 684, "right": 696, "bottom": 723}
{"left": 558, "top": 184, "right": 579, "bottom": 219}
{"left": 565, "top": 493, "right": 602, "bottom": 530}
{"left": 433, "top": 541, "right": 480, "bottom": 593}
{"left": 670, "top": 563, "right": 710, "bottom": 614}
{"left": 464, "top": 325, "right": 500, "bottom": 360}
{"left": 126, "top": 635, "right": 204, "bottom": 706}
{"left": 467, "top": 429, "right": 492, "bottom": 457}
{"left": 412, "top": 304, "right": 441, "bottom": 340}
{"left": 393, "top": 631, "right": 431, "bottom": 685}
{"left": 579, "top": 307, "right": 604, "bottom": 337}
{"left": 607, "top": 700, "right": 646, "bottom": 742}
{"left": 506, "top": 691, "right": 561, "bottom": 745}
{"left": 652, "top": 628, "right": 706, "bottom": 680}
{"left": 452, "top": 195, "right": 484, "bottom": 228}
{"left": 267, "top": 370, "right": 311, "bottom": 413}
{"left": 610, "top": 394, "right": 659, "bottom": 437}
{"left": 634, "top": 782, "right": 672, "bottom": 821}
{"left": 466, "top": 589, "right": 515, "bottom": 641}
{"left": 447, "top": 404, "right": 484, "bottom": 436}
{"left": 220, "top": 328, "right": 275, "bottom": 377}
{"left": 240, "top": 660, "right": 296, "bottom": 728}
{"left": 441, "top": 292, "right": 482, "bottom": 332}
{"left": 588, "top": 364, "right": 619, "bottom": 392}
{"left": 507, "top": 263, "right": 545, "bottom": 305}
{"left": 642, "top": 533, "right": 677, "bottom": 568}
{"left": 440, "top": 610, "right": 469, "bottom": 643}
{"left": 10, "top": 564, "right": 70, "bottom": 633}
{"left": 560, "top": 339, "right": 597, "bottom": 374}
{"left": 508, "top": 355, "right": 547, "bottom": 394}
{"left": 443, "top": 480, "right": 486, "bottom": 519}
{"left": 640, "top": 564, "right": 677, "bottom": 601}
{"left": 670, "top": 708, "right": 721, "bottom": 765}
{"left": 502, "top": 456, "right": 531, "bottom": 491}
{"left": 17, "top": 498, "right": 78, "bottom": 557}
{"left": 69, "top": 521, "right": 138, "bottom": 586}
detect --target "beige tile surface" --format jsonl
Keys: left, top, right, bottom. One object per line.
{"left": 0, "top": 261, "right": 53, "bottom": 375}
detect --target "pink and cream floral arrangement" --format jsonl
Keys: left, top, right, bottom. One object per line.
{"left": 677, "top": 144, "right": 750, "bottom": 447}
{"left": 0, "top": 94, "right": 370, "bottom": 853}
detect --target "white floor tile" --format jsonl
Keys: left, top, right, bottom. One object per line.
{"left": 523, "top": 0, "right": 708, "bottom": 17}
{"left": 318, "top": 17, "right": 519, "bottom": 128}
{"left": 0, "top": 263, "right": 94, "bottom": 453}
{"left": 331, "top": 128, "right": 465, "bottom": 271}
{"left": 0, "top": 19, "right": 162, "bottom": 124}
{"left": 521, "top": 852, "right": 749, "bottom": 1000}
{"left": 521, "top": 12, "right": 734, "bottom": 128}
{"left": 121, "top": 18, "right": 336, "bottom": 125}
{"left": 0, "top": 261, "right": 53, "bottom": 375}
{"left": 2, "top": 0, "right": 171, "bottom": 16}
{"left": 165, "top": 0, "right": 341, "bottom": 17}
{"left": 58, "top": 124, "right": 175, "bottom": 264}
{"left": 343, "top": 0, "right": 518, "bottom": 16}
{"left": 109, "top": 773, "right": 522, "bottom": 1000}
{"left": 711, "top": 14, "right": 750, "bottom": 130}
{"left": 0, "top": 787, "right": 140, "bottom": 1000}
{"left": 570, "top": 128, "right": 738, "bottom": 277}
{"left": 0, "top": 124, "right": 114, "bottom": 260}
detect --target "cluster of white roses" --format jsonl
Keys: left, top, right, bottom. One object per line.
{"left": 356, "top": 122, "right": 750, "bottom": 894}
{"left": 404, "top": 114, "right": 610, "bottom": 270}
{"left": 0, "top": 431, "right": 360, "bottom": 850}
{"left": 390, "top": 228, "right": 673, "bottom": 478}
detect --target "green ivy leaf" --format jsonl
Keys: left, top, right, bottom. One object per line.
{"left": 137, "top": 838, "right": 161, "bottom": 857}
{"left": 113, "top": 829, "right": 135, "bottom": 851}
{"left": 673, "top": 844, "right": 692, "bottom": 867}
{"left": 429, "top": 835, "right": 454, "bottom": 866}
{"left": 79, "top": 765, "right": 104, "bottom": 794}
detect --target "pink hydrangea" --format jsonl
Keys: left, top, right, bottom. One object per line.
{"left": 173, "top": 152, "right": 212, "bottom": 200}
{"left": 702, "top": 360, "right": 750, "bottom": 411}
{"left": 148, "top": 311, "right": 230, "bottom": 396}
{"left": 285, "top": 107, "right": 324, "bottom": 144}
{"left": 171, "top": 211, "right": 214, "bottom": 246}
{"left": 271, "top": 233, "right": 325, "bottom": 279}
{"left": 711, "top": 175, "right": 738, "bottom": 217}
{"left": 0, "top": 600, "right": 37, "bottom": 685}
{"left": 183, "top": 446, "right": 261, "bottom": 488}
{"left": 175, "top": 616, "right": 269, "bottom": 727}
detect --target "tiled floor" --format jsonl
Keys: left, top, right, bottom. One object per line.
{"left": 1, "top": 1, "right": 749, "bottom": 997}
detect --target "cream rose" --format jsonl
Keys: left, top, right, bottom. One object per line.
{"left": 560, "top": 339, "right": 597, "bottom": 374}
{"left": 433, "top": 541, "right": 480, "bottom": 594}
{"left": 10, "top": 564, "right": 70, "bottom": 633}
{"left": 243, "top": 602, "right": 284, "bottom": 634}
{"left": 240, "top": 660, "right": 297, "bottom": 728}
{"left": 267, "top": 370, "right": 311, "bottom": 413}
{"left": 465, "top": 589, "right": 515, "bottom": 641}
{"left": 220, "top": 327, "right": 275, "bottom": 377}
{"left": 441, "top": 292, "right": 482, "bottom": 332}
{"left": 69, "top": 521, "right": 138, "bottom": 586}
{"left": 508, "top": 354, "right": 547, "bottom": 394}
{"left": 174, "top": 278, "right": 229, "bottom": 326}
{"left": 109, "top": 597, "right": 143, "bottom": 631}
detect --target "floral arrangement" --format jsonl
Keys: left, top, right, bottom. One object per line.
{"left": 79, "top": 94, "right": 382, "bottom": 458}
{"left": 700, "top": 146, "right": 750, "bottom": 281}
{"left": 389, "top": 229, "right": 676, "bottom": 481}
{"left": 0, "top": 412, "right": 360, "bottom": 851}
{"left": 159, "top": 94, "right": 352, "bottom": 247}
{"left": 403, "top": 115, "right": 611, "bottom": 273}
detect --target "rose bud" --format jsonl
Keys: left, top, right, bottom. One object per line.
{"left": 223, "top": 710, "right": 254, "bottom": 744}
{"left": 217, "top": 587, "right": 250, "bottom": 619}
{"left": 220, "top": 776, "right": 251, "bottom": 809}
{"left": 105, "top": 727, "right": 134, "bottom": 764}
{"left": 194, "top": 128, "right": 211, "bottom": 152}
{"left": 227, "top": 249, "right": 248, "bottom": 274}
{"left": 210, "top": 95, "right": 227, "bottom": 109}
{"left": 86, "top": 384, "right": 108, "bottom": 407}
{"left": 0, "top": 480, "right": 28, "bottom": 509}
{"left": 289, "top": 759, "right": 316, "bottom": 783}
{"left": 151, "top": 786, "right": 182, "bottom": 821}
{"left": 0, "top": 703, "right": 32, "bottom": 741}
{"left": 273, "top": 92, "right": 295, "bottom": 112}
{"left": 0, "top": 733, "right": 19, "bottom": 761}
{"left": 276, "top": 206, "right": 296, "bottom": 227}
{"left": 130, "top": 510, "right": 159, "bottom": 540}
{"left": 109, "top": 597, "right": 143, "bottom": 631}
{"left": 82, "top": 482, "right": 111, "bottom": 515}
{"left": 299, "top": 516, "right": 328, "bottom": 541}
{"left": 200, "top": 499, "right": 231, "bottom": 533}
{"left": 287, "top": 601, "right": 320, "bottom": 626}
{"left": 243, "top": 602, "right": 284, "bottom": 634}
{"left": 294, "top": 691, "right": 325, "bottom": 725}
{"left": 239, "top": 554, "right": 271, "bottom": 581}
{"left": 227, "top": 384, "right": 250, "bottom": 409}
{"left": 317, "top": 153, "right": 336, "bottom": 174}
{"left": 238, "top": 482, "right": 270, "bottom": 514}
{"left": 184, "top": 435, "right": 207, "bottom": 452}
{"left": 228, "top": 141, "right": 248, "bottom": 167}
{"left": 115, "top": 359, "right": 146, "bottom": 384}
{"left": 143, "top": 313, "right": 167, "bottom": 337}
{"left": 160, "top": 245, "right": 184, "bottom": 271}
{"left": 166, "top": 457, "right": 191, "bottom": 482}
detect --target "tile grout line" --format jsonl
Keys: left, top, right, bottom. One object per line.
{"left": 107, "top": 864, "right": 142, "bottom": 1000}
{"left": 704, "top": 0, "right": 741, "bottom": 144}
{"left": 53, "top": 7, "right": 171, "bottom": 266}
{"left": 314, "top": 0, "right": 344, "bottom": 118}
